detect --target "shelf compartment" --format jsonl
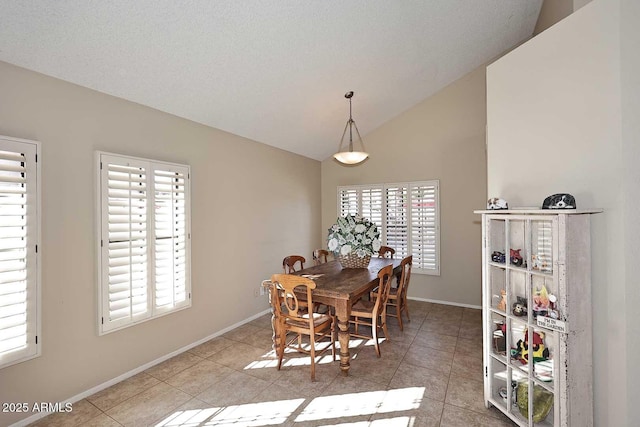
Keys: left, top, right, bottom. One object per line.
{"left": 531, "top": 274, "right": 559, "bottom": 321}
{"left": 489, "top": 265, "right": 507, "bottom": 313}
{"left": 531, "top": 220, "right": 553, "bottom": 274}
{"left": 518, "top": 380, "right": 555, "bottom": 426}
{"left": 489, "top": 312, "right": 507, "bottom": 359}
{"left": 508, "top": 219, "right": 528, "bottom": 269}
{"left": 508, "top": 269, "right": 528, "bottom": 319}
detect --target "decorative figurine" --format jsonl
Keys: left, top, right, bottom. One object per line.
{"left": 541, "top": 193, "right": 576, "bottom": 209}
{"left": 510, "top": 249, "right": 523, "bottom": 266}
{"left": 512, "top": 296, "right": 527, "bottom": 316}
{"left": 496, "top": 290, "right": 507, "bottom": 311}
{"left": 487, "top": 197, "right": 509, "bottom": 210}
{"left": 492, "top": 251, "right": 506, "bottom": 263}
{"left": 512, "top": 328, "right": 550, "bottom": 364}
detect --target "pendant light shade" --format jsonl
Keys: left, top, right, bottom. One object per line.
{"left": 333, "top": 91, "right": 368, "bottom": 165}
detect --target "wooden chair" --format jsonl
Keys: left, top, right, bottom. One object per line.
{"left": 378, "top": 246, "right": 396, "bottom": 259}
{"left": 349, "top": 264, "right": 393, "bottom": 357}
{"left": 312, "top": 249, "right": 329, "bottom": 265}
{"left": 268, "top": 274, "right": 336, "bottom": 381}
{"left": 282, "top": 255, "right": 305, "bottom": 273}
{"left": 373, "top": 255, "right": 413, "bottom": 330}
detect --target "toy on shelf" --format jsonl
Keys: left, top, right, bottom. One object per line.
{"left": 511, "top": 328, "right": 550, "bottom": 365}
{"left": 495, "top": 290, "right": 507, "bottom": 311}
{"left": 491, "top": 251, "right": 506, "bottom": 264}
{"left": 512, "top": 296, "right": 527, "bottom": 317}
{"left": 532, "top": 285, "right": 560, "bottom": 319}
{"left": 510, "top": 249, "right": 523, "bottom": 266}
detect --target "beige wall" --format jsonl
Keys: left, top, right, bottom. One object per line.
{"left": 0, "top": 61, "right": 321, "bottom": 426}
{"left": 487, "top": 0, "right": 634, "bottom": 425}
{"left": 621, "top": 0, "right": 640, "bottom": 425}
{"left": 321, "top": 66, "right": 487, "bottom": 307}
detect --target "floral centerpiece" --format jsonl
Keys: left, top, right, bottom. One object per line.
{"left": 327, "top": 215, "right": 381, "bottom": 268}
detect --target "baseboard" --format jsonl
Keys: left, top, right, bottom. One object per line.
{"left": 407, "top": 296, "right": 481, "bottom": 310}
{"left": 9, "top": 308, "right": 272, "bottom": 427}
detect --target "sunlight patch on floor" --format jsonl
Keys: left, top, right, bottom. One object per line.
{"left": 294, "top": 387, "right": 425, "bottom": 422}
{"left": 155, "top": 398, "right": 305, "bottom": 427}
{"left": 321, "top": 416, "right": 417, "bottom": 427}
{"left": 242, "top": 338, "right": 376, "bottom": 370}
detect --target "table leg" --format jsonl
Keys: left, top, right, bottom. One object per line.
{"left": 335, "top": 301, "right": 350, "bottom": 376}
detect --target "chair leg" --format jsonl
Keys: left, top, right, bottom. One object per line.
{"left": 380, "top": 311, "right": 390, "bottom": 344}
{"left": 396, "top": 302, "right": 403, "bottom": 331}
{"left": 404, "top": 298, "right": 411, "bottom": 323}
{"left": 277, "top": 330, "right": 286, "bottom": 370}
{"left": 371, "top": 315, "right": 381, "bottom": 358}
{"left": 309, "top": 333, "right": 316, "bottom": 381}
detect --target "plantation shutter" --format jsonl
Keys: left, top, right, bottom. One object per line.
{"left": 153, "top": 167, "right": 190, "bottom": 313}
{"left": 360, "top": 187, "right": 383, "bottom": 230}
{"left": 0, "top": 137, "right": 39, "bottom": 369}
{"left": 98, "top": 153, "right": 191, "bottom": 334}
{"left": 385, "top": 185, "right": 408, "bottom": 258}
{"left": 338, "top": 188, "right": 359, "bottom": 217}
{"left": 100, "top": 156, "right": 151, "bottom": 332}
{"left": 337, "top": 180, "right": 440, "bottom": 276}
{"left": 410, "top": 182, "right": 439, "bottom": 273}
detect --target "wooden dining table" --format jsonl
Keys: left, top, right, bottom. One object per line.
{"left": 292, "top": 257, "right": 402, "bottom": 376}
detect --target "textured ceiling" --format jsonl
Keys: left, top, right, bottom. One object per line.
{"left": 0, "top": 0, "right": 542, "bottom": 161}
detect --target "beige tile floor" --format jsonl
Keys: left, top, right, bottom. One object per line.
{"left": 29, "top": 301, "right": 516, "bottom": 427}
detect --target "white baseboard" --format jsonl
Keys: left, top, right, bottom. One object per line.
{"left": 407, "top": 296, "right": 481, "bottom": 310}
{"left": 9, "top": 308, "right": 272, "bottom": 427}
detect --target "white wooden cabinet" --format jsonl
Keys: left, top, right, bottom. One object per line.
{"left": 474, "top": 210, "right": 600, "bottom": 427}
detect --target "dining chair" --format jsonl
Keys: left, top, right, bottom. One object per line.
{"left": 312, "top": 249, "right": 329, "bottom": 265}
{"left": 349, "top": 264, "right": 393, "bottom": 357}
{"left": 282, "top": 255, "right": 305, "bottom": 273}
{"left": 378, "top": 246, "right": 395, "bottom": 259}
{"left": 268, "top": 274, "right": 336, "bottom": 381}
{"left": 373, "top": 255, "right": 413, "bottom": 330}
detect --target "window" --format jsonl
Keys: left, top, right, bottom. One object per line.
{"left": 0, "top": 135, "right": 40, "bottom": 369}
{"left": 97, "top": 152, "right": 191, "bottom": 334}
{"left": 337, "top": 180, "right": 439, "bottom": 275}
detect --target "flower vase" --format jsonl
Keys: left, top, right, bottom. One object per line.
{"left": 336, "top": 253, "right": 371, "bottom": 269}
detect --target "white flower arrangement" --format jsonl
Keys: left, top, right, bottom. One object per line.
{"left": 327, "top": 215, "right": 381, "bottom": 258}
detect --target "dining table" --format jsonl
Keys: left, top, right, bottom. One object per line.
{"left": 292, "top": 257, "right": 402, "bottom": 376}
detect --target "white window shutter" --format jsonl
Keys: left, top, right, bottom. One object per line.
{"left": 153, "top": 167, "right": 190, "bottom": 313}
{"left": 385, "top": 185, "right": 408, "bottom": 258}
{"left": 338, "top": 188, "right": 359, "bottom": 217}
{"left": 0, "top": 136, "right": 40, "bottom": 368}
{"left": 100, "top": 156, "right": 151, "bottom": 332}
{"left": 98, "top": 153, "right": 191, "bottom": 334}
{"left": 337, "top": 180, "right": 440, "bottom": 276}
{"left": 410, "top": 182, "right": 439, "bottom": 274}
{"left": 361, "top": 187, "right": 383, "bottom": 231}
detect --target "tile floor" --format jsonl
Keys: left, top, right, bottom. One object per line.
{"left": 29, "top": 301, "right": 516, "bottom": 427}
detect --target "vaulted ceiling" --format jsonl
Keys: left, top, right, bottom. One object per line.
{"left": 0, "top": 1, "right": 542, "bottom": 160}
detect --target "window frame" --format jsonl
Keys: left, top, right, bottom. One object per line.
{"left": 337, "top": 180, "right": 440, "bottom": 275}
{"left": 0, "top": 135, "right": 41, "bottom": 369}
{"left": 96, "top": 152, "right": 192, "bottom": 335}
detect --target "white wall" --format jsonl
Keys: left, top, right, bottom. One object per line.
{"left": 487, "top": 0, "right": 633, "bottom": 424}
{"left": 0, "top": 61, "right": 321, "bottom": 426}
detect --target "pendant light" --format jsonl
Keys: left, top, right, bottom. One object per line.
{"left": 333, "top": 91, "right": 368, "bottom": 165}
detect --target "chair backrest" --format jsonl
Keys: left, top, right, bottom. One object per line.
{"left": 398, "top": 255, "right": 413, "bottom": 297}
{"left": 282, "top": 255, "right": 305, "bottom": 273}
{"left": 313, "top": 249, "right": 329, "bottom": 265}
{"left": 378, "top": 246, "right": 396, "bottom": 259}
{"left": 372, "top": 264, "right": 394, "bottom": 317}
{"left": 270, "top": 273, "right": 317, "bottom": 330}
